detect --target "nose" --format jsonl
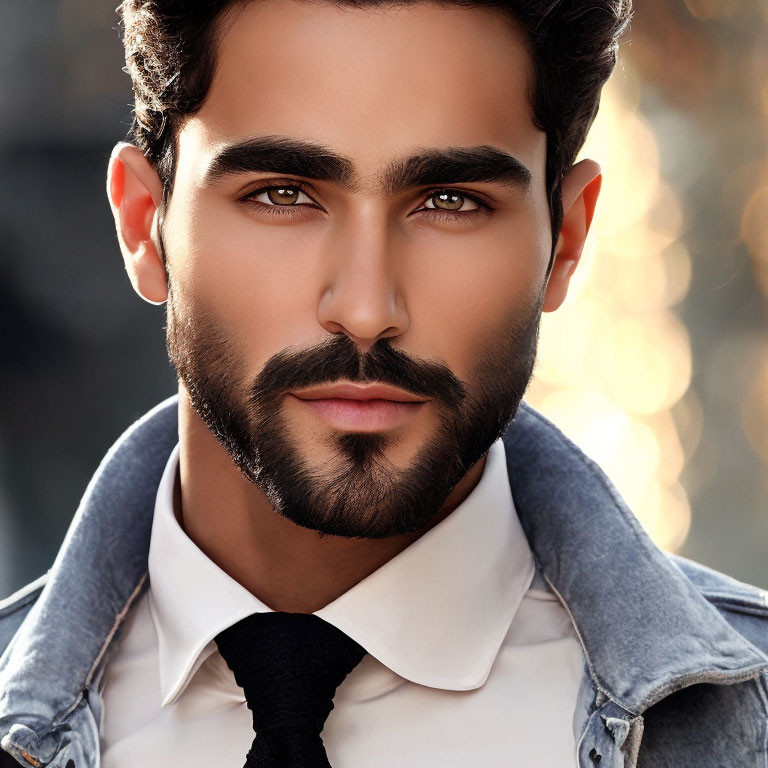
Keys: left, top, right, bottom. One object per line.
{"left": 316, "top": 207, "right": 409, "bottom": 353}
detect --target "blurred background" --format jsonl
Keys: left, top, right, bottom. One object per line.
{"left": 0, "top": 0, "right": 767, "bottom": 595}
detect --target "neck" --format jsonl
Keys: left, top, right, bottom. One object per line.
{"left": 176, "top": 390, "right": 486, "bottom": 613}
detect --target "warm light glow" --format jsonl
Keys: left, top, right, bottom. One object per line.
{"left": 739, "top": 25, "right": 768, "bottom": 494}
{"left": 684, "top": 0, "right": 742, "bottom": 20}
{"left": 527, "top": 72, "right": 694, "bottom": 552}
{"left": 742, "top": 353, "right": 768, "bottom": 466}
{"left": 742, "top": 185, "right": 768, "bottom": 298}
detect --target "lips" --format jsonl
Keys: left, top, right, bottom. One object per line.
{"left": 290, "top": 382, "right": 428, "bottom": 403}
{"left": 298, "top": 398, "right": 423, "bottom": 432}
{"left": 289, "top": 382, "right": 429, "bottom": 432}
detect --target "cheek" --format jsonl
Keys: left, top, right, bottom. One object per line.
{"left": 400, "top": 209, "right": 549, "bottom": 379}
{"left": 163, "top": 192, "right": 325, "bottom": 356}
{"left": 166, "top": 194, "right": 316, "bottom": 322}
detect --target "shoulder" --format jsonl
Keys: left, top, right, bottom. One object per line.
{"left": 667, "top": 553, "right": 768, "bottom": 656}
{"left": 0, "top": 574, "right": 48, "bottom": 658}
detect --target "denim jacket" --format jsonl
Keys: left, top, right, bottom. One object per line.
{"left": 0, "top": 396, "right": 767, "bottom": 768}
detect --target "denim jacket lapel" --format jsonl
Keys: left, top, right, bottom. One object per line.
{"left": 503, "top": 405, "right": 768, "bottom": 767}
{"left": 0, "top": 397, "right": 178, "bottom": 768}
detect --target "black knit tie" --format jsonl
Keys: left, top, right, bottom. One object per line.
{"left": 215, "top": 612, "right": 367, "bottom": 767}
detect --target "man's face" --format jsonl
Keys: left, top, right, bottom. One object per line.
{"left": 162, "top": 0, "right": 552, "bottom": 538}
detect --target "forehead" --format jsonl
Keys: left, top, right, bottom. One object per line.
{"left": 178, "top": 0, "right": 544, "bottom": 181}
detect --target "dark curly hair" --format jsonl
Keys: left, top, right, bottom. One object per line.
{"left": 118, "top": 0, "right": 632, "bottom": 252}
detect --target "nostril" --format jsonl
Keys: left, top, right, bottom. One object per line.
{"left": 588, "top": 747, "right": 602, "bottom": 763}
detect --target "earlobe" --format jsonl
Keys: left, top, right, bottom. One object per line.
{"left": 106, "top": 142, "right": 168, "bottom": 305}
{"left": 542, "top": 159, "right": 602, "bottom": 313}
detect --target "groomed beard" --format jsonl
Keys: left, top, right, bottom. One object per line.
{"left": 166, "top": 281, "right": 544, "bottom": 539}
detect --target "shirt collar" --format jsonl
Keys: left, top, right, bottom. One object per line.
{"left": 148, "top": 438, "right": 535, "bottom": 705}
{"left": 147, "top": 444, "right": 267, "bottom": 706}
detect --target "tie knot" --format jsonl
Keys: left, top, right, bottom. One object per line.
{"left": 216, "top": 612, "right": 366, "bottom": 737}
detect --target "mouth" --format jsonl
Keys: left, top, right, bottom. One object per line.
{"left": 290, "top": 396, "right": 425, "bottom": 432}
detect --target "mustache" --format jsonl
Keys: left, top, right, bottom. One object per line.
{"left": 250, "top": 333, "right": 467, "bottom": 409}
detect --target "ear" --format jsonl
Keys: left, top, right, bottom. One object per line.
{"left": 106, "top": 142, "right": 168, "bottom": 305}
{"left": 542, "top": 158, "right": 602, "bottom": 313}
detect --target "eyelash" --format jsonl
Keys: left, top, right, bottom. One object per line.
{"left": 239, "top": 182, "right": 491, "bottom": 221}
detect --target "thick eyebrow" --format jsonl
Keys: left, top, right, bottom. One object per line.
{"left": 380, "top": 145, "right": 533, "bottom": 196}
{"left": 203, "top": 136, "right": 356, "bottom": 188}
{"left": 203, "top": 136, "right": 532, "bottom": 196}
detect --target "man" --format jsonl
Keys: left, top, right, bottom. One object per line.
{"left": 1, "top": 0, "right": 767, "bottom": 766}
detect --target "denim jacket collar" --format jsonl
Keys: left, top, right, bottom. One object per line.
{"left": 503, "top": 407, "right": 767, "bottom": 712}
{"left": 0, "top": 395, "right": 766, "bottom": 768}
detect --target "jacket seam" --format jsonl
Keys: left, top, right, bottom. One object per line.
{"left": 574, "top": 706, "right": 592, "bottom": 767}
{"left": 0, "top": 575, "right": 49, "bottom": 619}
{"left": 666, "top": 555, "right": 768, "bottom": 604}
{"left": 637, "top": 662, "right": 768, "bottom": 713}
{"left": 51, "top": 571, "right": 149, "bottom": 728}
{"left": 0, "top": 592, "right": 42, "bottom": 621}
{"left": 705, "top": 596, "right": 768, "bottom": 619}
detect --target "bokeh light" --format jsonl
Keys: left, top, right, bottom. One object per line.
{"left": 527, "top": 72, "right": 695, "bottom": 552}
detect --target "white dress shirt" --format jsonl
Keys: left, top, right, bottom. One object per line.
{"left": 99, "top": 438, "right": 585, "bottom": 767}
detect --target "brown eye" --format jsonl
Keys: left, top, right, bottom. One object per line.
{"left": 433, "top": 191, "right": 463, "bottom": 210}
{"left": 423, "top": 190, "right": 480, "bottom": 212}
{"left": 266, "top": 187, "right": 301, "bottom": 205}
{"left": 245, "top": 184, "right": 318, "bottom": 214}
